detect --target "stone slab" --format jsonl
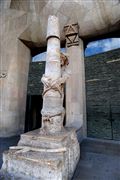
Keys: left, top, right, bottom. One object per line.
{"left": 18, "top": 128, "right": 76, "bottom": 148}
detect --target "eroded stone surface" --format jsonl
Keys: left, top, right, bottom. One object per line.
{"left": 1, "top": 128, "right": 80, "bottom": 180}
{"left": 40, "top": 15, "right": 70, "bottom": 135}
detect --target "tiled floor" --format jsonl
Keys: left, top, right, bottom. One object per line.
{"left": 0, "top": 136, "right": 120, "bottom": 180}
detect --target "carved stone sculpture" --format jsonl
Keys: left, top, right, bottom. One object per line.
{"left": 64, "top": 23, "right": 79, "bottom": 47}
{"left": 40, "top": 16, "right": 70, "bottom": 134}
{"left": 1, "top": 16, "right": 80, "bottom": 180}
{"left": 0, "top": 72, "right": 7, "bottom": 78}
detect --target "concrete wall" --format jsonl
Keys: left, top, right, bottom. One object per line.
{"left": 0, "top": 5, "right": 32, "bottom": 137}
{"left": 66, "top": 39, "right": 86, "bottom": 141}
{"left": 0, "top": 39, "right": 31, "bottom": 137}
{"left": 1, "top": 0, "right": 120, "bottom": 44}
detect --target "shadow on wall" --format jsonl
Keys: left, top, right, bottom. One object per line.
{"left": 25, "top": 95, "right": 43, "bottom": 132}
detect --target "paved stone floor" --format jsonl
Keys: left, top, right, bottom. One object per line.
{"left": 0, "top": 136, "right": 120, "bottom": 180}
{"left": 72, "top": 138, "right": 120, "bottom": 180}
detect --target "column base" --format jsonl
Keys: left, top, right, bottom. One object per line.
{"left": 1, "top": 128, "right": 80, "bottom": 180}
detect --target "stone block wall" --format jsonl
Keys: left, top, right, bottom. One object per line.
{"left": 85, "top": 48, "right": 120, "bottom": 140}
{"left": 27, "top": 62, "right": 45, "bottom": 95}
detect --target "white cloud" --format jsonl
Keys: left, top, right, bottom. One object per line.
{"left": 103, "top": 38, "right": 120, "bottom": 51}
{"left": 32, "top": 52, "right": 46, "bottom": 62}
{"left": 87, "top": 41, "right": 100, "bottom": 48}
{"left": 87, "top": 38, "right": 120, "bottom": 52}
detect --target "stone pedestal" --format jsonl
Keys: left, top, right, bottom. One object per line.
{"left": 1, "top": 128, "right": 80, "bottom": 180}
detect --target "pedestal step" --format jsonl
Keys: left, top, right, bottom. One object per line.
{"left": 18, "top": 128, "right": 75, "bottom": 149}
{"left": 1, "top": 128, "right": 80, "bottom": 180}
{"left": 2, "top": 147, "right": 67, "bottom": 180}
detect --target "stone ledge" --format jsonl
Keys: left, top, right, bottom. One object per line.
{"left": 18, "top": 128, "right": 77, "bottom": 149}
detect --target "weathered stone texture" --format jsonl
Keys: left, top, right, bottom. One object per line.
{"left": 1, "top": 128, "right": 80, "bottom": 180}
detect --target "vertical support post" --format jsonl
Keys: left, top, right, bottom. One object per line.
{"left": 64, "top": 23, "right": 87, "bottom": 138}
{"left": 41, "top": 16, "right": 64, "bottom": 134}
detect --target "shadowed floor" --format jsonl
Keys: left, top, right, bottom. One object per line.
{"left": 0, "top": 136, "right": 20, "bottom": 169}
{"left": 0, "top": 136, "right": 120, "bottom": 180}
{"left": 73, "top": 138, "right": 120, "bottom": 180}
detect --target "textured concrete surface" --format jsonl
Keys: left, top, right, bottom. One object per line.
{"left": 1, "top": 0, "right": 120, "bottom": 45}
{"left": 0, "top": 137, "right": 120, "bottom": 180}
{"left": 0, "top": 39, "right": 31, "bottom": 137}
{"left": 66, "top": 38, "right": 86, "bottom": 135}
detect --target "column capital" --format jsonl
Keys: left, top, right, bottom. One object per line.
{"left": 64, "top": 23, "right": 79, "bottom": 47}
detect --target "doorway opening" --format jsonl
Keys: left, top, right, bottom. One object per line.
{"left": 25, "top": 55, "right": 45, "bottom": 132}
{"left": 25, "top": 95, "right": 43, "bottom": 132}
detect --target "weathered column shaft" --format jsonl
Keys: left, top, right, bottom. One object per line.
{"left": 41, "top": 16, "right": 64, "bottom": 134}
{"left": 45, "top": 17, "right": 61, "bottom": 80}
{"left": 64, "top": 23, "right": 87, "bottom": 138}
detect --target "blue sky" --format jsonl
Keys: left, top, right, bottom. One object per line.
{"left": 32, "top": 48, "right": 65, "bottom": 62}
{"left": 32, "top": 38, "right": 120, "bottom": 61}
{"left": 85, "top": 38, "right": 120, "bottom": 56}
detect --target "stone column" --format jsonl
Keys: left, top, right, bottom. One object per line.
{"left": 41, "top": 16, "right": 64, "bottom": 134}
{"left": 64, "top": 23, "right": 87, "bottom": 138}
{"left": 1, "top": 16, "right": 80, "bottom": 180}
